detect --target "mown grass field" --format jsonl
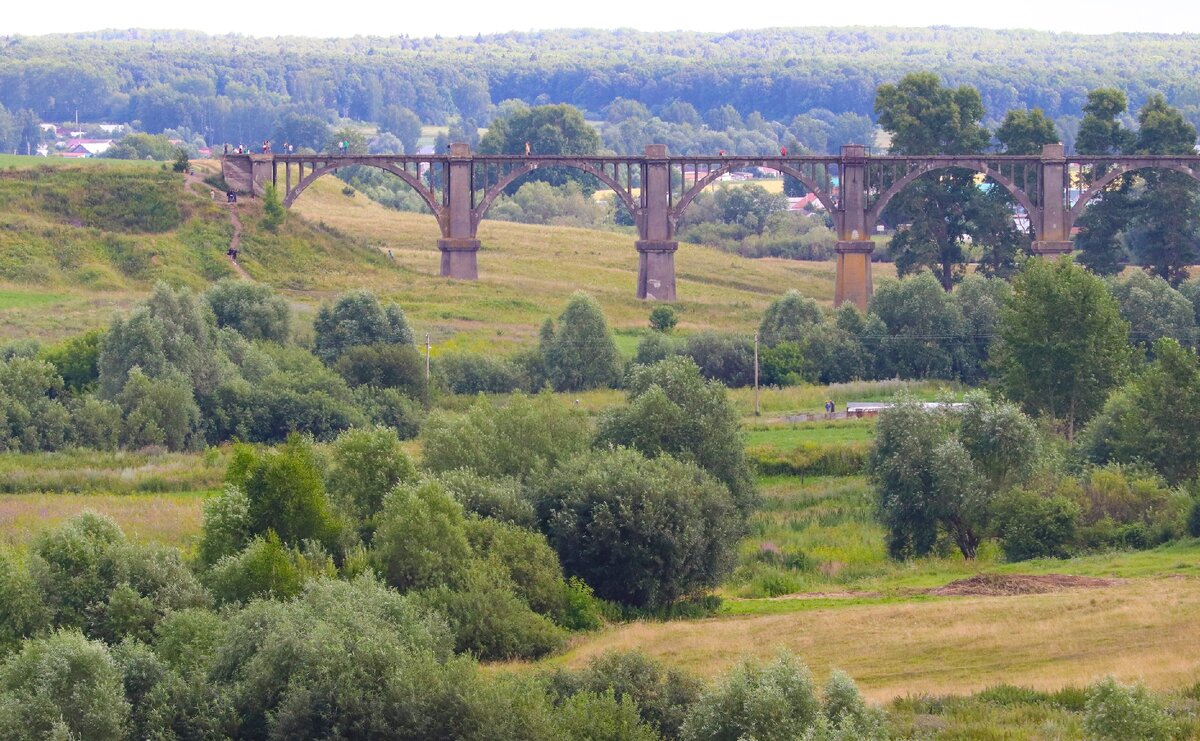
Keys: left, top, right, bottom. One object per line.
{"left": 551, "top": 576, "right": 1200, "bottom": 701}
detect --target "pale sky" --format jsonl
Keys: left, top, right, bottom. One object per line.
{"left": 6, "top": 0, "right": 1200, "bottom": 38}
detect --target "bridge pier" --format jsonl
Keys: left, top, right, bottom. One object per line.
{"left": 636, "top": 241, "right": 677, "bottom": 301}
{"left": 636, "top": 145, "right": 678, "bottom": 301}
{"left": 833, "top": 242, "right": 875, "bottom": 310}
{"left": 438, "top": 238, "right": 481, "bottom": 280}
{"left": 1031, "top": 143, "right": 1074, "bottom": 256}
{"left": 834, "top": 145, "right": 875, "bottom": 311}
{"left": 439, "top": 143, "right": 481, "bottom": 280}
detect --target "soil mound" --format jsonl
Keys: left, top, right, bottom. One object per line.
{"left": 928, "top": 573, "right": 1120, "bottom": 597}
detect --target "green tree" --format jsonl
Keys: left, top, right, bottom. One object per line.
{"left": 0, "top": 630, "right": 131, "bottom": 741}
{"left": 271, "top": 112, "right": 330, "bottom": 152}
{"left": 261, "top": 183, "right": 285, "bottom": 231}
{"left": 325, "top": 425, "right": 418, "bottom": 529}
{"left": 1074, "top": 88, "right": 1138, "bottom": 275}
{"left": 313, "top": 290, "right": 414, "bottom": 364}
{"left": 875, "top": 73, "right": 1009, "bottom": 288}
{"left": 1129, "top": 94, "right": 1200, "bottom": 285}
{"left": 378, "top": 104, "right": 423, "bottom": 153}
{"left": 758, "top": 290, "right": 824, "bottom": 346}
{"left": 869, "top": 273, "right": 965, "bottom": 380}
{"left": 204, "top": 280, "right": 291, "bottom": 342}
{"left": 871, "top": 393, "right": 1040, "bottom": 559}
{"left": 479, "top": 104, "right": 602, "bottom": 192}
{"left": 421, "top": 392, "right": 591, "bottom": 481}
{"left": 539, "top": 292, "right": 621, "bottom": 392}
{"left": 994, "top": 258, "right": 1133, "bottom": 439}
{"left": 1079, "top": 338, "right": 1200, "bottom": 484}
{"left": 1108, "top": 271, "right": 1197, "bottom": 352}
{"left": 371, "top": 479, "right": 472, "bottom": 592}
{"left": 597, "top": 357, "right": 757, "bottom": 515}
{"left": 648, "top": 305, "right": 677, "bottom": 333}
{"left": 538, "top": 447, "right": 741, "bottom": 609}
{"left": 232, "top": 437, "right": 341, "bottom": 551}
{"left": 40, "top": 329, "right": 103, "bottom": 392}
{"left": 994, "top": 108, "right": 1059, "bottom": 154}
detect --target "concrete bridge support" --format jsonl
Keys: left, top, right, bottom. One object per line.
{"left": 635, "top": 145, "right": 678, "bottom": 301}
{"left": 439, "top": 143, "right": 481, "bottom": 280}
{"left": 834, "top": 145, "right": 875, "bottom": 311}
{"left": 1030, "top": 143, "right": 1074, "bottom": 256}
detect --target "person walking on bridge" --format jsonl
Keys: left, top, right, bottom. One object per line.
{"left": 524, "top": 141, "right": 531, "bottom": 156}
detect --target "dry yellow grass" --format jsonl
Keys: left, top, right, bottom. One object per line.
{"left": 290, "top": 177, "right": 892, "bottom": 350}
{"left": 0, "top": 492, "right": 208, "bottom": 550}
{"left": 548, "top": 577, "right": 1200, "bottom": 700}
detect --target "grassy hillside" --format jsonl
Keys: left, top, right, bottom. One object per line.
{"left": 0, "top": 156, "right": 890, "bottom": 349}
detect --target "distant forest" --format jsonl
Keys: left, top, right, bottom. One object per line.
{"left": 3, "top": 27, "right": 1200, "bottom": 152}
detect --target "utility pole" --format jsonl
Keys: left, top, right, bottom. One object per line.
{"left": 425, "top": 334, "right": 431, "bottom": 381}
{"left": 753, "top": 331, "right": 760, "bottom": 417}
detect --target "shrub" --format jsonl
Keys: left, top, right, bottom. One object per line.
{"left": 197, "top": 485, "right": 252, "bottom": 566}
{"left": 992, "top": 487, "right": 1081, "bottom": 561}
{"left": 205, "top": 533, "right": 334, "bottom": 605}
{"left": 436, "top": 469, "right": 536, "bottom": 527}
{"left": 548, "top": 650, "right": 703, "bottom": 738}
{"left": 466, "top": 517, "right": 568, "bottom": 619}
{"left": 325, "top": 425, "right": 418, "bottom": 529}
{"left": 0, "top": 630, "right": 130, "bottom": 741}
{"left": 40, "top": 329, "right": 103, "bottom": 392}
{"left": 209, "top": 576, "right": 467, "bottom": 739}
{"left": 0, "top": 552, "right": 47, "bottom": 656}
{"left": 538, "top": 447, "right": 741, "bottom": 609}
{"left": 680, "top": 652, "right": 822, "bottom": 741}
{"left": 682, "top": 331, "right": 755, "bottom": 387}
{"left": 539, "top": 292, "right": 621, "bottom": 391}
{"left": 28, "top": 512, "right": 208, "bottom": 642}
{"left": 204, "top": 280, "right": 291, "bottom": 343}
{"left": 436, "top": 352, "right": 524, "bottom": 394}
{"left": 335, "top": 342, "right": 428, "bottom": 401}
{"left": 420, "top": 392, "right": 591, "bottom": 482}
{"left": 597, "top": 357, "right": 757, "bottom": 515}
{"left": 554, "top": 690, "right": 661, "bottom": 741}
{"left": 1188, "top": 497, "right": 1200, "bottom": 538}
{"left": 313, "top": 290, "right": 414, "bottom": 364}
{"left": 649, "top": 305, "right": 677, "bottom": 333}
{"left": 415, "top": 563, "right": 566, "bottom": 660}
{"left": 1084, "top": 676, "right": 1173, "bottom": 741}
{"left": 822, "top": 670, "right": 886, "bottom": 739}
{"left": 371, "top": 479, "right": 472, "bottom": 592}
{"left": 633, "top": 332, "right": 680, "bottom": 367}
{"left": 235, "top": 437, "right": 342, "bottom": 552}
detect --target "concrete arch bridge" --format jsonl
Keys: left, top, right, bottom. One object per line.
{"left": 222, "top": 143, "right": 1200, "bottom": 309}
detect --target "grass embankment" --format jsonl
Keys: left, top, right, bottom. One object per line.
{"left": 0, "top": 156, "right": 892, "bottom": 350}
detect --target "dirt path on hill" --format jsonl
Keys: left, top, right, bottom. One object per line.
{"left": 184, "top": 169, "right": 252, "bottom": 281}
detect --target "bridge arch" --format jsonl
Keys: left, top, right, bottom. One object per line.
{"left": 471, "top": 161, "right": 640, "bottom": 230}
{"left": 670, "top": 161, "right": 839, "bottom": 233}
{"left": 1067, "top": 162, "right": 1200, "bottom": 232}
{"left": 283, "top": 161, "right": 447, "bottom": 231}
{"left": 867, "top": 161, "right": 1040, "bottom": 238}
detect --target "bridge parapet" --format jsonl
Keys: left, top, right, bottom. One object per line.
{"left": 219, "top": 145, "right": 1200, "bottom": 304}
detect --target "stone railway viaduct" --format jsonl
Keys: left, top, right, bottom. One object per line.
{"left": 222, "top": 143, "right": 1200, "bottom": 309}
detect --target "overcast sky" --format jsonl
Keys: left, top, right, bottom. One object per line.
{"left": 7, "top": 0, "right": 1198, "bottom": 38}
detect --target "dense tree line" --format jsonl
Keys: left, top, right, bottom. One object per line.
{"left": 6, "top": 28, "right": 1200, "bottom": 152}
